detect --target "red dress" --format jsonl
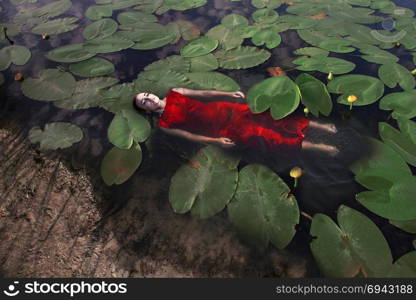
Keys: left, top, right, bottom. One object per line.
{"left": 158, "top": 90, "right": 310, "bottom": 154}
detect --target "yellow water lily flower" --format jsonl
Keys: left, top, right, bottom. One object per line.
{"left": 303, "top": 107, "right": 309, "bottom": 116}
{"left": 327, "top": 71, "right": 334, "bottom": 81}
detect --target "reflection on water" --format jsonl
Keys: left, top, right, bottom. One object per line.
{"left": 1, "top": 0, "right": 415, "bottom": 261}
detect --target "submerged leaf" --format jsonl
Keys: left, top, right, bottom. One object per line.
{"left": 29, "top": 122, "right": 83, "bottom": 150}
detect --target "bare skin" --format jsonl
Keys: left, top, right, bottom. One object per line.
{"left": 135, "top": 88, "right": 339, "bottom": 155}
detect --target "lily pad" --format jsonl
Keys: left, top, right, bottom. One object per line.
{"left": 318, "top": 38, "right": 355, "bottom": 53}
{"left": 131, "top": 29, "right": 176, "bottom": 50}
{"left": 327, "top": 75, "right": 384, "bottom": 106}
{"left": 294, "top": 47, "right": 329, "bottom": 57}
{"left": 251, "top": 0, "right": 281, "bottom": 9}
{"left": 379, "top": 90, "right": 416, "bottom": 119}
{"left": 28, "top": 122, "right": 83, "bottom": 150}
{"left": 83, "top": 34, "right": 134, "bottom": 53}
{"left": 69, "top": 57, "right": 115, "bottom": 77}
{"left": 227, "top": 164, "right": 299, "bottom": 249}
{"left": 390, "top": 219, "right": 416, "bottom": 234}
{"left": 293, "top": 56, "right": 356, "bottom": 74}
{"left": 252, "top": 9, "right": 279, "bottom": 24}
{"left": 206, "top": 25, "right": 243, "bottom": 50}
{"left": 378, "top": 63, "right": 415, "bottom": 90}
{"left": 32, "top": 17, "right": 79, "bottom": 35}
{"left": 0, "top": 45, "right": 31, "bottom": 71}
{"left": 180, "top": 36, "right": 219, "bottom": 58}
{"left": 310, "top": 205, "right": 393, "bottom": 277}
{"left": 46, "top": 43, "right": 95, "bottom": 63}
{"left": 295, "top": 73, "right": 332, "bottom": 117}
{"left": 379, "top": 122, "right": 416, "bottom": 167}
{"left": 22, "top": 69, "right": 76, "bottom": 101}
{"left": 145, "top": 55, "right": 190, "bottom": 73}
{"left": 221, "top": 14, "right": 249, "bottom": 28}
{"left": 251, "top": 29, "right": 281, "bottom": 49}
{"left": 247, "top": 76, "right": 301, "bottom": 119}
{"left": 215, "top": 46, "right": 271, "bottom": 69}
{"left": 173, "top": 19, "right": 200, "bottom": 40}
{"left": 108, "top": 109, "right": 151, "bottom": 148}
{"left": 85, "top": 5, "right": 113, "bottom": 20}
{"left": 53, "top": 77, "right": 118, "bottom": 109}
{"left": 189, "top": 53, "right": 218, "bottom": 72}
{"left": 100, "top": 143, "right": 142, "bottom": 185}
{"left": 186, "top": 72, "right": 240, "bottom": 92}
{"left": 169, "top": 145, "right": 240, "bottom": 219}
{"left": 117, "top": 11, "right": 157, "bottom": 25}
{"left": 82, "top": 18, "right": 118, "bottom": 40}
{"left": 397, "top": 118, "right": 416, "bottom": 144}
{"left": 387, "top": 251, "right": 416, "bottom": 277}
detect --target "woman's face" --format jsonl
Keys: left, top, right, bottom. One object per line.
{"left": 135, "top": 93, "right": 161, "bottom": 112}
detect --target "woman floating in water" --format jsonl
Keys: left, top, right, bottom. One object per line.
{"left": 134, "top": 88, "right": 339, "bottom": 156}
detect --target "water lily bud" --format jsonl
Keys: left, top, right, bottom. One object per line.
{"left": 395, "top": 42, "right": 401, "bottom": 48}
{"left": 14, "top": 72, "right": 24, "bottom": 81}
{"left": 411, "top": 68, "right": 416, "bottom": 75}
{"left": 290, "top": 167, "right": 303, "bottom": 178}
{"left": 347, "top": 95, "right": 357, "bottom": 110}
{"left": 290, "top": 167, "right": 303, "bottom": 188}
{"left": 327, "top": 71, "right": 334, "bottom": 81}
{"left": 41, "top": 34, "right": 49, "bottom": 40}
{"left": 347, "top": 95, "right": 357, "bottom": 103}
{"left": 303, "top": 107, "right": 309, "bottom": 115}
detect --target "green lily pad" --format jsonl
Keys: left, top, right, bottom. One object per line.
{"left": 251, "top": 29, "right": 281, "bottom": 49}
{"left": 82, "top": 18, "right": 118, "bottom": 40}
{"left": 215, "top": 46, "right": 271, "bottom": 69}
{"left": 227, "top": 164, "right": 299, "bottom": 249}
{"left": 359, "top": 46, "right": 399, "bottom": 64}
{"left": 53, "top": 77, "right": 118, "bottom": 109}
{"left": 189, "top": 53, "right": 218, "bottom": 72}
{"left": 131, "top": 29, "right": 176, "bottom": 50}
{"left": 85, "top": 5, "right": 113, "bottom": 20}
{"left": 247, "top": 76, "right": 300, "bottom": 119}
{"left": 145, "top": 55, "right": 190, "bottom": 73}
{"left": 251, "top": 0, "right": 281, "bottom": 9}
{"left": 294, "top": 47, "right": 329, "bottom": 57}
{"left": 169, "top": 145, "right": 240, "bottom": 219}
{"left": 28, "top": 122, "right": 83, "bottom": 150}
{"left": 318, "top": 38, "right": 355, "bottom": 53}
{"left": 397, "top": 118, "right": 416, "bottom": 144}
{"left": 277, "top": 15, "right": 316, "bottom": 30}
{"left": 327, "top": 75, "right": 384, "bottom": 106}
{"left": 100, "top": 143, "right": 142, "bottom": 185}
{"left": 22, "top": 69, "right": 76, "bottom": 101}
{"left": 84, "top": 34, "right": 134, "bottom": 53}
{"left": 293, "top": 56, "right": 356, "bottom": 74}
{"left": 133, "top": 0, "right": 163, "bottom": 13}
{"left": 0, "top": 24, "right": 20, "bottom": 41}
{"left": 379, "top": 90, "right": 416, "bottom": 119}
{"left": 11, "top": 0, "right": 38, "bottom": 4}
{"left": 295, "top": 73, "right": 332, "bottom": 117}
{"left": 163, "top": 0, "right": 207, "bottom": 11}
{"left": 136, "top": 70, "right": 191, "bottom": 96}
{"left": 69, "top": 57, "right": 115, "bottom": 77}
{"left": 0, "top": 45, "right": 31, "bottom": 71}
{"left": 387, "top": 251, "right": 416, "bottom": 277}
{"left": 180, "top": 36, "right": 219, "bottom": 58}
{"left": 379, "top": 122, "right": 416, "bottom": 167}
{"left": 32, "top": 17, "right": 79, "bottom": 35}
{"left": 390, "top": 219, "right": 416, "bottom": 234}
{"left": 310, "top": 205, "right": 393, "bottom": 277}
{"left": 356, "top": 176, "right": 416, "bottom": 221}
{"left": 252, "top": 9, "right": 279, "bottom": 24}
{"left": 117, "top": 11, "right": 157, "bottom": 24}
{"left": 46, "top": 43, "right": 95, "bottom": 63}
{"left": 221, "top": 14, "right": 249, "bottom": 29}
{"left": 185, "top": 72, "right": 240, "bottom": 92}
{"left": 350, "top": 137, "right": 412, "bottom": 188}
{"left": 108, "top": 109, "right": 151, "bottom": 148}
{"left": 100, "top": 82, "right": 137, "bottom": 113}
{"left": 378, "top": 63, "right": 415, "bottom": 90}
{"left": 206, "top": 25, "right": 243, "bottom": 50}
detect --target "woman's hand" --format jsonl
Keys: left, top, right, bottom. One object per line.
{"left": 215, "top": 137, "right": 236, "bottom": 148}
{"left": 229, "top": 91, "right": 245, "bottom": 99}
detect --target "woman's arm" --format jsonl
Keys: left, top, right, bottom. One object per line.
{"left": 171, "top": 88, "right": 244, "bottom": 101}
{"left": 160, "top": 127, "right": 235, "bottom": 148}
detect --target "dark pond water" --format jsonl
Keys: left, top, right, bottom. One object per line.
{"left": 1, "top": 0, "right": 415, "bottom": 268}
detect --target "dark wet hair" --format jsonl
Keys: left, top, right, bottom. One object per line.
{"left": 132, "top": 96, "right": 161, "bottom": 118}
